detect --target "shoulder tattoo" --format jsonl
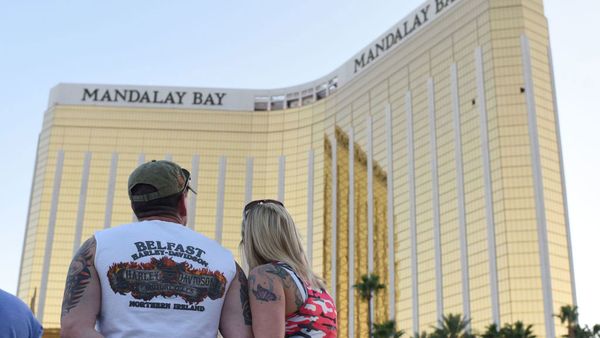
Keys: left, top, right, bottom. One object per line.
{"left": 253, "top": 284, "right": 278, "bottom": 302}
{"left": 248, "top": 265, "right": 280, "bottom": 303}
{"left": 267, "top": 264, "right": 304, "bottom": 307}
{"left": 61, "top": 237, "right": 95, "bottom": 316}
{"left": 236, "top": 263, "right": 252, "bottom": 325}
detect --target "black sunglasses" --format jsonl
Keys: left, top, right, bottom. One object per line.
{"left": 243, "top": 199, "right": 284, "bottom": 219}
{"left": 181, "top": 168, "right": 197, "bottom": 195}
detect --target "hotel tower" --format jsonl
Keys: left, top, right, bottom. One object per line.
{"left": 18, "top": 0, "right": 575, "bottom": 336}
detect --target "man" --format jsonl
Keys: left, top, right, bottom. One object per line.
{"left": 61, "top": 160, "right": 252, "bottom": 338}
{"left": 0, "top": 289, "right": 43, "bottom": 337}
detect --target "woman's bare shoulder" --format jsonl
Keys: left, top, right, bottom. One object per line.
{"left": 249, "top": 263, "right": 289, "bottom": 281}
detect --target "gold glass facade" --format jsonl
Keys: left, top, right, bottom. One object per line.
{"left": 324, "top": 128, "right": 390, "bottom": 337}
{"left": 18, "top": 0, "right": 574, "bottom": 336}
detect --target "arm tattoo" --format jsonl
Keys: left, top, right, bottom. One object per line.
{"left": 236, "top": 263, "right": 252, "bottom": 325}
{"left": 293, "top": 287, "right": 304, "bottom": 308}
{"left": 61, "top": 237, "right": 95, "bottom": 316}
{"left": 252, "top": 284, "right": 278, "bottom": 302}
{"left": 249, "top": 263, "right": 305, "bottom": 308}
{"left": 266, "top": 264, "right": 304, "bottom": 307}
{"left": 265, "top": 264, "right": 288, "bottom": 280}
{"left": 249, "top": 267, "right": 280, "bottom": 303}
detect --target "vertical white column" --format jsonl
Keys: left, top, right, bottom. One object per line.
{"left": 521, "top": 35, "right": 555, "bottom": 338}
{"left": 278, "top": 155, "right": 286, "bottom": 203}
{"left": 104, "top": 152, "right": 118, "bottom": 229}
{"left": 475, "top": 47, "right": 500, "bottom": 326}
{"left": 164, "top": 153, "right": 172, "bottom": 161}
{"left": 330, "top": 136, "right": 337, "bottom": 300}
{"left": 385, "top": 104, "right": 396, "bottom": 320}
{"left": 548, "top": 44, "right": 577, "bottom": 306}
{"left": 215, "top": 156, "right": 227, "bottom": 244}
{"left": 245, "top": 157, "right": 254, "bottom": 205}
{"left": 406, "top": 91, "right": 420, "bottom": 333}
{"left": 367, "top": 115, "right": 374, "bottom": 274}
{"left": 73, "top": 152, "right": 92, "bottom": 254}
{"left": 306, "top": 151, "right": 314, "bottom": 264}
{"left": 348, "top": 128, "right": 356, "bottom": 338}
{"left": 451, "top": 63, "right": 471, "bottom": 326}
{"left": 132, "top": 153, "right": 145, "bottom": 222}
{"left": 187, "top": 155, "right": 200, "bottom": 230}
{"left": 428, "top": 79, "right": 444, "bottom": 321}
{"left": 366, "top": 114, "right": 375, "bottom": 329}
{"left": 37, "top": 150, "right": 64, "bottom": 322}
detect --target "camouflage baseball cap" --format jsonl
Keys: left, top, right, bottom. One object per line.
{"left": 128, "top": 160, "right": 196, "bottom": 202}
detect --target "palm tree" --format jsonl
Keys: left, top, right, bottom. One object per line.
{"left": 499, "top": 321, "right": 536, "bottom": 338}
{"left": 373, "top": 320, "right": 405, "bottom": 338}
{"left": 481, "top": 323, "right": 502, "bottom": 338}
{"left": 572, "top": 325, "right": 592, "bottom": 338}
{"left": 413, "top": 331, "right": 429, "bottom": 338}
{"left": 572, "top": 324, "right": 600, "bottom": 338}
{"left": 430, "top": 313, "right": 472, "bottom": 338}
{"left": 556, "top": 305, "right": 579, "bottom": 338}
{"left": 353, "top": 273, "right": 385, "bottom": 336}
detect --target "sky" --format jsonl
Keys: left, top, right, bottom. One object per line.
{"left": 1, "top": 0, "right": 598, "bottom": 329}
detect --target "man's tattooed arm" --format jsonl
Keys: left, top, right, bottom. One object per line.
{"left": 236, "top": 263, "right": 252, "bottom": 326}
{"left": 60, "top": 237, "right": 102, "bottom": 338}
{"left": 61, "top": 237, "right": 96, "bottom": 316}
{"left": 219, "top": 262, "right": 253, "bottom": 338}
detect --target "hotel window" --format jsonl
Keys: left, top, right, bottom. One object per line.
{"left": 302, "top": 88, "right": 314, "bottom": 105}
{"left": 315, "top": 83, "right": 327, "bottom": 101}
{"left": 328, "top": 77, "right": 338, "bottom": 93}
{"left": 271, "top": 95, "right": 285, "bottom": 110}
{"left": 254, "top": 96, "right": 269, "bottom": 111}
{"left": 286, "top": 92, "right": 300, "bottom": 108}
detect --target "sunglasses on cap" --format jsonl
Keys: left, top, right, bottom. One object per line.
{"left": 181, "top": 168, "right": 197, "bottom": 195}
{"left": 243, "top": 199, "right": 284, "bottom": 220}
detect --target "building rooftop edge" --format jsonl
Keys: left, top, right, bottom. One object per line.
{"left": 49, "top": 0, "right": 462, "bottom": 112}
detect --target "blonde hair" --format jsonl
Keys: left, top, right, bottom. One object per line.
{"left": 242, "top": 202, "right": 326, "bottom": 289}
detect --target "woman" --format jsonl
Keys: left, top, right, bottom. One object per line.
{"left": 241, "top": 199, "right": 337, "bottom": 337}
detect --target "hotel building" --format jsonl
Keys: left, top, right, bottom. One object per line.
{"left": 18, "top": 0, "right": 575, "bottom": 336}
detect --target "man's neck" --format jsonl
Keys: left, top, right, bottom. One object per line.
{"left": 138, "top": 215, "right": 186, "bottom": 225}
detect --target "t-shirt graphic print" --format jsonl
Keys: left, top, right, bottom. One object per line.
{"left": 107, "top": 255, "right": 227, "bottom": 304}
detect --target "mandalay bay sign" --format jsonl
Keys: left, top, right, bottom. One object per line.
{"left": 81, "top": 88, "right": 227, "bottom": 106}
{"left": 48, "top": 0, "right": 462, "bottom": 112}
{"left": 353, "top": 0, "right": 460, "bottom": 73}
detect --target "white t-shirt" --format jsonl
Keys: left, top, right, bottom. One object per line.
{"left": 94, "top": 220, "right": 235, "bottom": 338}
